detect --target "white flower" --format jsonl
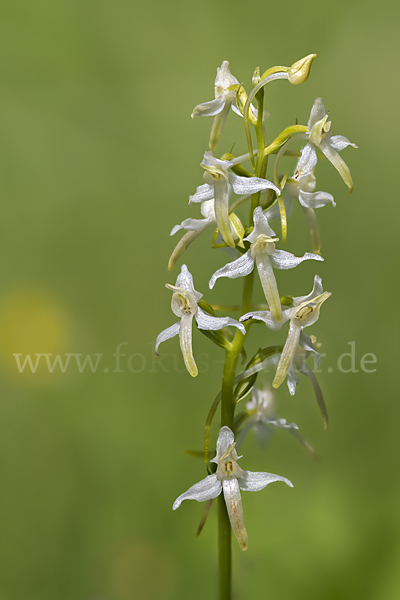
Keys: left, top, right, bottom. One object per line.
{"left": 295, "top": 98, "right": 357, "bottom": 191}
{"left": 266, "top": 171, "right": 335, "bottom": 253}
{"left": 173, "top": 426, "right": 293, "bottom": 550}
{"left": 241, "top": 387, "right": 315, "bottom": 454}
{"left": 170, "top": 199, "right": 216, "bottom": 237}
{"left": 156, "top": 265, "right": 245, "bottom": 377}
{"left": 247, "top": 387, "right": 298, "bottom": 431}
{"left": 240, "top": 275, "right": 331, "bottom": 389}
{"left": 190, "top": 152, "right": 280, "bottom": 249}
{"left": 191, "top": 61, "right": 264, "bottom": 151}
{"left": 167, "top": 200, "right": 216, "bottom": 271}
{"left": 209, "top": 207, "right": 323, "bottom": 322}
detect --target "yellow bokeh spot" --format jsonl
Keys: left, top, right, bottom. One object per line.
{"left": 0, "top": 288, "right": 72, "bottom": 376}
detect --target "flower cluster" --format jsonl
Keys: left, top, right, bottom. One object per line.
{"left": 156, "top": 56, "right": 355, "bottom": 559}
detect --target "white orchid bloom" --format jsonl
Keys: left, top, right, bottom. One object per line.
{"left": 241, "top": 387, "right": 315, "bottom": 454}
{"left": 156, "top": 265, "right": 245, "bottom": 377}
{"left": 240, "top": 275, "right": 331, "bottom": 389}
{"left": 167, "top": 200, "right": 216, "bottom": 271}
{"left": 247, "top": 387, "right": 298, "bottom": 431}
{"left": 287, "top": 332, "right": 329, "bottom": 430}
{"left": 173, "top": 426, "right": 293, "bottom": 550}
{"left": 295, "top": 98, "right": 357, "bottom": 191}
{"left": 192, "top": 61, "right": 238, "bottom": 152}
{"left": 209, "top": 207, "right": 323, "bottom": 322}
{"left": 191, "top": 61, "right": 265, "bottom": 152}
{"left": 170, "top": 199, "right": 216, "bottom": 237}
{"left": 190, "top": 152, "right": 279, "bottom": 249}
{"left": 266, "top": 171, "right": 335, "bottom": 253}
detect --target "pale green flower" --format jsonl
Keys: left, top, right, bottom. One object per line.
{"left": 209, "top": 207, "right": 323, "bottom": 322}
{"left": 156, "top": 265, "right": 245, "bottom": 377}
{"left": 192, "top": 61, "right": 264, "bottom": 151}
{"left": 241, "top": 275, "right": 331, "bottom": 389}
{"left": 241, "top": 386, "right": 315, "bottom": 454}
{"left": 173, "top": 426, "right": 292, "bottom": 550}
{"left": 295, "top": 98, "right": 357, "bottom": 191}
{"left": 190, "top": 152, "right": 279, "bottom": 248}
{"left": 267, "top": 171, "right": 335, "bottom": 253}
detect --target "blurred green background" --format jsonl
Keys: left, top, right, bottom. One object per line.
{"left": 0, "top": 1, "right": 398, "bottom": 599}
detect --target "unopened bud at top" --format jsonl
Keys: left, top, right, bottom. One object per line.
{"left": 288, "top": 53, "right": 317, "bottom": 85}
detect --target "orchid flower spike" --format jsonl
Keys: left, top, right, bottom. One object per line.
{"left": 190, "top": 152, "right": 279, "bottom": 249}
{"left": 266, "top": 171, "right": 335, "bottom": 254}
{"left": 287, "top": 332, "right": 329, "bottom": 430}
{"left": 240, "top": 387, "right": 315, "bottom": 454}
{"left": 295, "top": 98, "right": 357, "bottom": 191}
{"left": 155, "top": 265, "right": 245, "bottom": 377}
{"left": 240, "top": 275, "right": 331, "bottom": 389}
{"left": 209, "top": 207, "right": 323, "bottom": 322}
{"left": 173, "top": 426, "right": 293, "bottom": 550}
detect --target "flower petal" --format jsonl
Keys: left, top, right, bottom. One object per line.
{"left": 172, "top": 474, "right": 222, "bottom": 510}
{"left": 319, "top": 139, "right": 354, "bottom": 192}
{"left": 287, "top": 361, "right": 300, "bottom": 395}
{"left": 239, "top": 470, "right": 293, "bottom": 492}
{"left": 230, "top": 173, "right": 280, "bottom": 196}
{"left": 176, "top": 264, "right": 203, "bottom": 301}
{"left": 222, "top": 479, "right": 248, "bottom": 551}
{"left": 155, "top": 321, "right": 180, "bottom": 355}
{"left": 209, "top": 250, "right": 254, "bottom": 289}
{"left": 190, "top": 183, "right": 214, "bottom": 204}
{"left": 191, "top": 96, "right": 226, "bottom": 118}
{"left": 299, "top": 331, "right": 321, "bottom": 368}
{"left": 170, "top": 217, "right": 211, "bottom": 236}
{"left": 195, "top": 307, "right": 245, "bottom": 335}
{"left": 201, "top": 150, "right": 232, "bottom": 170}
{"left": 270, "top": 249, "right": 323, "bottom": 270}
{"left": 255, "top": 253, "right": 283, "bottom": 322}
{"left": 214, "top": 425, "right": 235, "bottom": 460}
{"left": 215, "top": 60, "right": 239, "bottom": 90}
{"left": 214, "top": 179, "right": 235, "bottom": 247}
{"left": 295, "top": 143, "right": 318, "bottom": 177}
{"left": 273, "top": 320, "right": 302, "bottom": 389}
{"left": 298, "top": 190, "right": 336, "bottom": 209}
{"left": 245, "top": 206, "right": 276, "bottom": 242}
{"left": 168, "top": 230, "right": 203, "bottom": 271}
{"left": 240, "top": 309, "right": 290, "bottom": 331}
{"left": 265, "top": 416, "right": 299, "bottom": 430}
{"left": 293, "top": 275, "right": 323, "bottom": 306}
{"left": 328, "top": 135, "right": 358, "bottom": 152}
{"left": 307, "top": 98, "right": 326, "bottom": 131}
{"left": 179, "top": 313, "right": 197, "bottom": 377}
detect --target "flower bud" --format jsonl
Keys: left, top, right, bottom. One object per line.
{"left": 288, "top": 53, "right": 317, "bottom": 85}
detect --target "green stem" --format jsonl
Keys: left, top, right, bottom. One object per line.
{"left": 218, "top": 79, "right": 266, "bottom": 600}
{"left": 218, "top": 273, "right": 254, "bottom": 600}
{"left": 218, "top": 494, "right": 232, "bottom": 600}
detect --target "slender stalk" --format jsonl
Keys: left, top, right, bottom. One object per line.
{"left": 218, "top": 494, "right": 232, "bottom": 600}
{"left": 218, "top": 83, "right": 266, "bottom": 600}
